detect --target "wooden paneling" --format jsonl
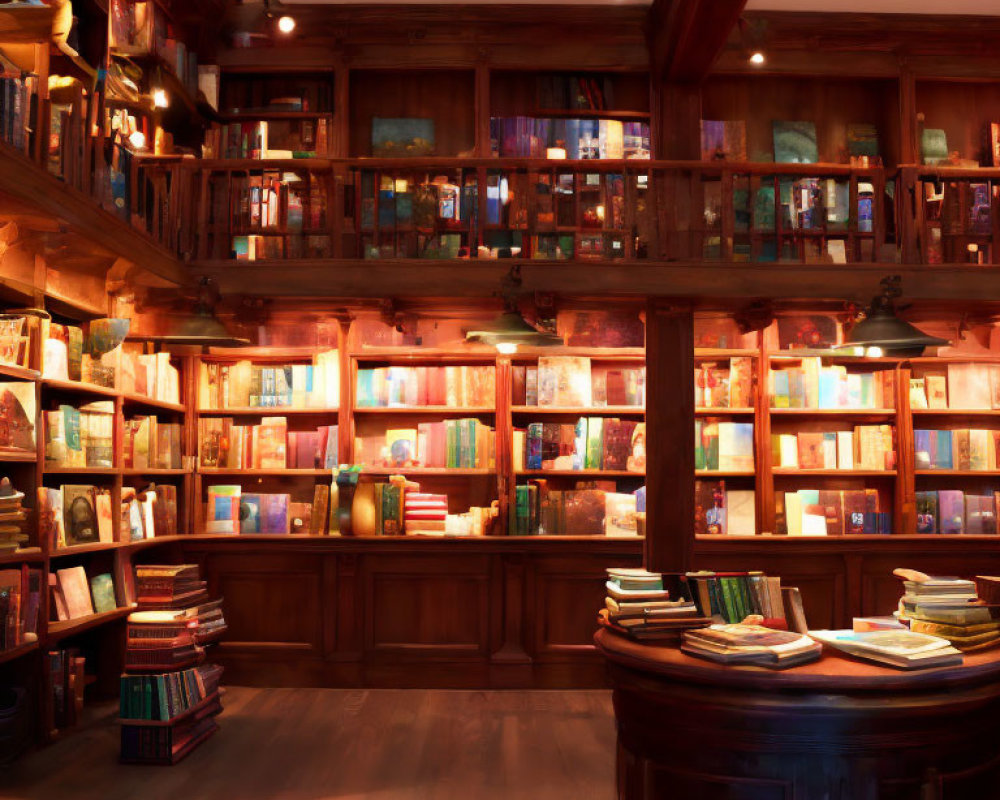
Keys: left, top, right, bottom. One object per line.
{"left": 367, "top": 574, "right": 489, "bottom": 655}
{"left": 202, "top": 553, "right": 324, "bottom": 653}
{"left": 702, "top": 75, "right": 902, "bottom": 167}
{"left": 362, "top": 554, "right": 491, "bottom": 656}
{"left": 349, "top": 70, "right": 476, "bottom": 158}
{"left": 916, "top": 79, "right": 1000, "bottom": 165}
{"left": 180, "top": 538, "right": 642, "bottom": 687}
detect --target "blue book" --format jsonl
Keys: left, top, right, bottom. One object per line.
{"left": 934, "top": 429, "right": 954, "bottom": 469}
{"left": 356, "top": 370, "right": 375, "bottom": 407}
{"left": 526, "top": 423, "right": 543, "bottom": 470}
{"left": 634, "top": 486, "right": 646, "bottom": 514}
{"left": 914, "top": 430, "right": 932, "bottom": 469}
{"left": 772, "top": 371, "right": 790, "bottom": 408}
{"left": 240, "top": 494, "right": 261, "bottom": 534}
{"left": 818, "top": 371, "right": 839, "bottom": 409}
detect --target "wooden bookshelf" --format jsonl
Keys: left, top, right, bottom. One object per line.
{"left": 0, "top": 363, "right": 39, "bottom": 381}
{"left": 0, "top": 639, "right": 39, "bottom": 666}
{"left": 118, "top": 691, "right": 222, "bottom": 727}
{"left": 0, "top": 449, "right": 37, "bottom": 462}
{"left": 47, "top": 607, "right": 133, "bottom": 643}
{"left": 41, "top": 379, "right": 120, "bottom": 398}
{"left": 0, "top": 547, "right": 44, "bottom": 565}
{"left": 513, "top": 406, "right": 644, "bottom": 415}
{"left": 355, "top": 406, "right": 495, "bottom": 415}
{"left": 122, "top": 393, "right": 186, "bottom": 414}
{"left": 197, "top": 407, "right": 340, "bottom": 416}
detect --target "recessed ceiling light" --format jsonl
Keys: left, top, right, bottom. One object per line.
{"left": 278, "top": 15, "right": 296, "bottom": 33}
{"left": 749, "top": 51, "right": 765, "bottom": 65}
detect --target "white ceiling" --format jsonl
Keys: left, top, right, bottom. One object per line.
{"left": 746, "top": 0, "right": 1000, "bottom": 14}
{"left": 281, "top": 0, "right": 1000, "bottom": 8}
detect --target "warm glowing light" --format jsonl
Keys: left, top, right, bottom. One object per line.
{"left": 153, "top": 88, "right": 169, "bottom": 108}
{"left": 968, "top": 243, "right": 980, "bottom": 253}
{"left": 495, "top": 342, "right": 518, "bottom": 355}
{"left": 278, "top": 15, "right": 296, "bottom": 33}
{"left": 128, "top": 131, "right": 147, "bottom": 149}
{"left": 546, "top": 147, "right": 567, "bottom": 160}
{"left": 596, "top": 205, "right": 606, "bottom": 221}
{"left": 865, "top": 346, "right": 884, "bottom": 358}
{"left": 749, "top": 52, "right": 766, "bottom": 65}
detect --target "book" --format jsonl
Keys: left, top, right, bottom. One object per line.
{"left": 57, "top": 567, "right": 94, "bottom": 620}
{"left": 62, "top": 486, "right": 100, "bottom": 546}
{"left": 921, "top": 129, "right": 949, "bottom": 165}
{"left": 700, "top": 120, "right": 747, "bottom": 161}
{"left": 809, "top": 629, "right": 962, "bottom": 669}
{"left": 682, "top": 623, "right": 822, "bottom": 668}
{"left": 89, "top": 573, "right": 117, "bottom": 614}
{"left": 773, "top": 121, "right": 818, "bottom": 164}
{"left": 206, "top": 486, "right": 241, "bottom": 534}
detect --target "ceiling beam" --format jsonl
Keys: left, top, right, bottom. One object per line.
{"left": 195, "top": 259, "right": 1000, "bottom": 306}
{"left": 648, "top": 0, "right": 747, "bottom": 83}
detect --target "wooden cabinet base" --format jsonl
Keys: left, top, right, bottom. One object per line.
{"left": 597, "top": 630, "right": 1000, "bottom": 800}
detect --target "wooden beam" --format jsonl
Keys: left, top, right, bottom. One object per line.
{"left": 648, "top": 0, "right": 747, "bottom": 83}
{"left": 195, "top": 259, "right": 1000, "bottom": 306}
{"left": 645, "top": 299, "right": 694, "bottom": 572}
{"left": 0, "top": 144, "right": 188, "bottom": 287}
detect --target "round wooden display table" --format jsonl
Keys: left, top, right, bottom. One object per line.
{"left": 595, "top": 629, "right": 1000, "bottom": 800}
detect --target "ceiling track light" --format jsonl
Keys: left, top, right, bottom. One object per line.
{"left": 264, "top": 0, "right": 296, "bottom": 35}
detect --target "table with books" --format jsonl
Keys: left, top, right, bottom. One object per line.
{"left": 596, "top": 568, "right": 1000, "bottom": 798}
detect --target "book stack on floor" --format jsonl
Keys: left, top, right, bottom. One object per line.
{"left": 682, "top": 624, "right": 822, "bottom": 669}
{"left": 120, "top": 564, "right": 226, "bottom": 764}
{"left": 892, "top": 569, "right": 1000, "bottom": 653}
{"left": 0, "top": 479, "right": 27, "bottom": 553}
{"left": 598, "top": 569, "right": 711, "bottom": 642}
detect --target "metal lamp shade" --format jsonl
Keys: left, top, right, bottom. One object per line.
{"left": 844, "top": 308, "right": 947, "bottom": 357}
{"left": 465, "top": 310, "right": 563, "bottom": 348}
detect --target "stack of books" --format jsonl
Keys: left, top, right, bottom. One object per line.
{"left": 894, "top": 572, "right": 1000, "bottom": 652}
{"left": 682, "top": 623, "right": 822, "bottom": 668}
{"left": 0, "top": 479, "right": 27, "bottom": 553}
{"left": 135, "top": 565, "right": 208, "bottom": 610}
{"left": 599, "top": 569, "right": 710, "bottom": 642}
{"left": 403, "top": 491, "right": 448, "bottom": 535}
{"left": 121, "top": 564, "right": 226, "bottom": 764}
{"left": 0, "top": 565, "right": 41, "bottom": 652}
{"left": 683, "top": 570, "right": 788, "bottom": 627}
{"left": 809, "top": 629, "right": 962, "bottom": 669}
{"left": 123, "top": 613, "right": 203, "bottom": 672}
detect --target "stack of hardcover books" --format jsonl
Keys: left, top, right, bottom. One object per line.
{"left": 119, "top": 565, "right": 227, "bottom": 764}
{"left": 598, "top": 568, "right": 710, "bottom": 642}
{"left": 0, "top": 479, "right": 26, "bottom": 553}
{"left": 893, "top": 570, "right": 1000, "bottom": 653}
{"left": 682, "top": 623, "right": 822, "bottom": 669}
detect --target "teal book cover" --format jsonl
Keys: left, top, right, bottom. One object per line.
{"left": 773, "top": 120, "right": 818, "bottom": 163}
{"left": 89, "top": 573, "right": 117, "bottom": 614}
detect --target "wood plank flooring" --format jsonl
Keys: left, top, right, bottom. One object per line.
{"left": 2, "top": 688, "right": 617, "bottom": 799}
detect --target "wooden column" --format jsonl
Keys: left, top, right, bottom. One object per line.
{"left": 644, "top": 299, "right": 694, "bottom": 573}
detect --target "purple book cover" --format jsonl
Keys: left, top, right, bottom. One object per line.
{"left": 939, "top": 490, "right": 965, "bottom": 534}
{"left": 261, "top": 493, "right": 290, "bottom": 534}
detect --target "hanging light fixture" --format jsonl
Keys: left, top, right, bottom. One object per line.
{"left": 139, "top": 277, "right": 250, "bottom": 348}
{"left": 838, "top": 276, "right": 947, "bottom": 357}
{"left": 465, "top": 266, "right": 563, "bottom": 353}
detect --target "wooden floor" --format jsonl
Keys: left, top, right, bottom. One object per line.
{"left": 2, "top": 688, "right": 617, "bottom": 799}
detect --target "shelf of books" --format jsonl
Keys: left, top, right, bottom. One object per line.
{"left": 194, "top": 341, "right": 343, "bottom": 536}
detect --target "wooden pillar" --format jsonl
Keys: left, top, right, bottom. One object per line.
{"left": 655, "top": 82, "right": 701, "bottom": 161}
{"left": 644, "top": 298, "right": 694, "bottom": 573}
{"left": 898, "top": 64, "right": 917, "bottom": 166}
